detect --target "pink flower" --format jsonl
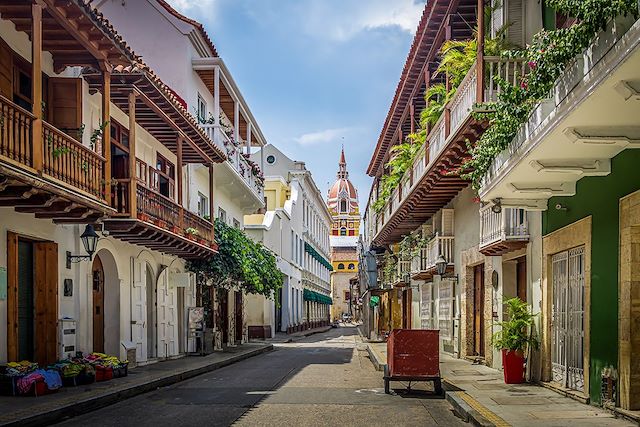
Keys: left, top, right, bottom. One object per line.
{"left": 527, "top": 61, "right": 537, "bottom": 69}
{"left": 521, "top": 81, "right": 528, "bottom": 89}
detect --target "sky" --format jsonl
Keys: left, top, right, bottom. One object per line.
{"left": 167, "top": 0, "right": 427, "bottom": 205}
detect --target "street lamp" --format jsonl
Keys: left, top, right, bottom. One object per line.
{"left": 435, "top": 254, "right": 458, "bottom": 283}
{"left": 67, "top": 224, "right": 100, "bottom": 266}
{"left": 491, "top": 199, "right": 502, "bottom": 214}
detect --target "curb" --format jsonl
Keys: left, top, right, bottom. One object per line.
{"left": 1, "top": 344, "right": 273, "bottom": 427}
{"left": 444, "top": 389, "right": 496, "bottom": 427}
{"left": 365, "top": 344, "right": 387, "bottom": 372}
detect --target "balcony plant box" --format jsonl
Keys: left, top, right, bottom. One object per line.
{"left": 169, "top": 225, "right": 181, "bottom": 234}
{"left": 153, "top": 218, "right": 167, "bottom": 229}
{"left": 492, "top": 298, "right": 538, "bottom": 384}
{"left": 137, "top": 212, "right": 150, "bottom": 222}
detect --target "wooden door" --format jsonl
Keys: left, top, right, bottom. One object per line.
{"left": 92, "top": 256, "right": 105, "bottom": 353}
{"left": 34, "top": 241, "right": 58, "bottom": 366}
{"left": 235, "top": 291, "right": 243, "bottom": 342}
{"left": 219, "top": 291, "right": 229, "bottom": 344}
{"left": 47, "top": 78, "right": 81, "bottom": 138}
{"left": 157, "top": 269, "right": 169, "bottom": 358}
{"left": 0, "top": 40, "right": 13, "bottom": 98}
{"left": 473, "top": 265, "right": 485, "bottom": 356}
{"left": 516, "top": 257, "right": 527, "bottom": 302}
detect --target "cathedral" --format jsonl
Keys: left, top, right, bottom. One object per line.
{"left": 328, "top": 148, "right": 361, "bottom": 321}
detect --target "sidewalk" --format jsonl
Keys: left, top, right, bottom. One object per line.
{"left": 0, "top": 342, "right": 272, "bottom": 427}
{"left": 365, "top": 342, "right": 634, "bottom": 427}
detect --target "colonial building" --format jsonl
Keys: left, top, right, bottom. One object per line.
{"left": 96, "top": 0, "right": 268, "bottom": 350}
{"left": 245, "top": 145, "right": 332, "bottom": 335}
{"left": 0, "top": 1, "right": 223, "bottom": 366}
{"left": 361, "top": 0, "right": 640, "bottom": 410}
{"left": 328, "top": 149, "right": 360, "bottom": 321}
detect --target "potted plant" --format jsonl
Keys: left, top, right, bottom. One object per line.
{"left": 492, "top": 297, "right": 538, "bottom": 384}
{"left": 185, "top": 227, "right": 199, "bottom": 241}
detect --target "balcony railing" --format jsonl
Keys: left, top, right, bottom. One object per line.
{"left": 479, "top": 206, "right": 529, "bottom": 248}
{"left": 0, "top": 95, "right": 107, "bottom": 201}
{"left": 369, "top": 57, "right": 529, "bottom": 235}
{"left": 411, "top": 233, "right": 454, "bottom": 275}
{"left": 201, "top": 124, "right": 264, "bottom": 200}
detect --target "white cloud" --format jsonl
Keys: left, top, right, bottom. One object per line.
{"left": 294, "top": 127, "right": 355, "bottom": 146}
{"left": 165, "top": 0, "right": 217, "bottom": 16}
{"left": 295, "top": 0, "right": 426, "bottom": 41}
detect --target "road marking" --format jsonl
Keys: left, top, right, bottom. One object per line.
{"left": 245, "top": 391, "right": 278, "bottom": 395}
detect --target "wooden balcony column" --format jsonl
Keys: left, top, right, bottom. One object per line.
{"left": 476, "top": 0, "right": 485, "bottom": 102}
{"left": 213, "top": 65, "right": 220, "bottom": 127}
{"left": 128, "top": 91, "right": 137, "bottom": 215}
{"left": 246, "top": 122, "right": 251, "bottom": 155}
{"left": 444, "top": 17, "right": 452, "bottom": 139}
{"left": 410, "top": 103, "right": 415, "bottom": 135}
{"left": 177, "top": 135, "right": 184, "bottom": 228}
{"left": 424, "top": 69, "right": 431, "bottom": 166}
{"left": 31, "top": 3, "right": 43, "bottom": 172}
{"left": 233, "top": 100, "right": 239, "bottom": 144}
{"left": 208, "top": 163, "right": 215, "bottom": 221}
{"left": 101, "top": 67, "right": 112, "bottom": 205}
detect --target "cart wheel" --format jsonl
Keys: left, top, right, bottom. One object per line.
{"left": 434, "top": 378, "right": 443, "bottom": 396}
{"left": 384, "top": 365, "right": 390, "bottom": 394}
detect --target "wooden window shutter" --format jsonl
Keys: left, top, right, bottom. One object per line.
{"left": 6, "top": 232, "right": 19, "bottom": 362}
{"left": 506, "top": 0, "right": 526, "bottom": 47}
{"left": 47, "top": 77, "right": 82, "bottom": 139}
{"left": 34, "top": 241, "right": 58, "bottom": 366}
{"left": 0, "top": 40, "right": 13, "bottom": 99}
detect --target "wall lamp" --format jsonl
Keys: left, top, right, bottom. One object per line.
{"left": 435, "top": 255, "right": 458, "bottom": 283}
{"left": 66, "top": 224, "right": 100, "bottom": 267}
{"left": 491, "top": 198, "right": 502, "bottom": 214}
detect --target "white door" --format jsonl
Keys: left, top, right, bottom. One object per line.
{"left": 131, "top": 258, "right": 147, "bottom": 362}
{"left": 167, "top": 276, "right": 178, "bottom": 357}
{"left": 157, "top": 268, "right": 169, "bottom": 358}
{"left": 552, "top": 246, "right": 585, "bottom": 391}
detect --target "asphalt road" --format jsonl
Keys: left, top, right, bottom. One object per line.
{"left": 57, "top": 326, "right": 465, "bottom": 427}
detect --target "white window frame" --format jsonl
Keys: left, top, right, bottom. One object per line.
{"left": 218, "top": 207, "right": 227, "bottom": 223}
{"left": 197, "top": 192, "right": 209, "bottom": 218}
{"left": 197, "top": 93, "right": 207, "bottom": 123}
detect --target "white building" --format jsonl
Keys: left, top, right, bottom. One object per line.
{"left": 96, "top": 0, "right": 268, "bottom": 348}
{"left": 0, "top": 1, "right": 223, "bottom": 366}
{"left": 245, "top": 145, "right": 332, "bottom": 335}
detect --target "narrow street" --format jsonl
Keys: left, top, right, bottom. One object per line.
{"left": 56, "top": 327, "right": 464, "bottom": 427}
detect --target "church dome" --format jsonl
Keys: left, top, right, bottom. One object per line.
{"left": 327, "top": 148, "right": 358, "bottom": 215}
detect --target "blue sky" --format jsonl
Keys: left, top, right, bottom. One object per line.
{"left": 168, "top": 0, "right": 426, "bottom": 204}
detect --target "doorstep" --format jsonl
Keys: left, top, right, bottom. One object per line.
{"left": 604, "top": 402, "right": 640, "bottom": 425}
{"left": 0, "top": 342, "right": 273, "bottom": 427}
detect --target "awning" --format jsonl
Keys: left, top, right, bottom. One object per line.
{"left": 303, "top": 288, "right": 333, "bottom": 305}
{"left": 304, "top": 242, "right": 333, "bottom": 271}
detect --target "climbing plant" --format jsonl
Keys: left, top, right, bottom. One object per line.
{"left": 462, "top": 0, "right": 638, "bottom": 190}
{"left": 187, "top": 219, "right": 283, "bottom": 298}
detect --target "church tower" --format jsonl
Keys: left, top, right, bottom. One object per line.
{"left": 327, "top": 148, "right": 360, "bottom": 236}
{"left": 328, "top": 148, "right": 361, "bottom": 322}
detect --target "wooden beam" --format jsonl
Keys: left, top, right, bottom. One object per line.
{"left": 32, "top": 3, "right": 43, "bottom": 172}
{"left": 476, "top": 0, "right": 485, "bottom": 103}
{"left": 128, "top": 91, "right": 137, "bottom": 216}
{"left": 102, "top": 69, "right": 111, "bottom": 205}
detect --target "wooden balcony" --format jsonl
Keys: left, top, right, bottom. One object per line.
{"left": 105, "top": 182, "right": 216, "bottom": 259}
{"left": 370, "top": 57, "right": 528, "bottom": 246}
{"left": 479, "top": 206, "right": 529, "bottom": 256}
{"left": 0, "top": 95, "right": 111, "bottom": 222}
{"left": 411, "top": 234, "right": 454, "bottom": 281}
{"left": 390, "top": 260, "right": 412, "bottom": 286}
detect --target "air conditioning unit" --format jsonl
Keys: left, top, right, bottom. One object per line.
{"left": 59, "top": 318, "right": 77, "bottom": 359}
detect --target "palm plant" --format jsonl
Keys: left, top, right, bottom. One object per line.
{"left": 492, "top": 297, "right": 538, "bottom": 353}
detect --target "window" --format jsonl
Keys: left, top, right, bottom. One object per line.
{"left": 197, "top": 192, "right": 209, "bottom": 218}
{"left": 345, "top": 291, "right": 351, "bottom": 301}
{"left": 340, "top": 199, "right": 347, "bottom": 213}
{"left": 340, "top": 227, "right": 347, "bottom": 236}
{"left": 233, "top": 218, "right": 240, "bottom": 229}
{"left": 197, "top": 93, "right": 207, "bottom": 123}
{"left": 154, "top": 154, "right": 175, "bottom": 199}
{"left": 338, "top": 263, "right": 345, "bottom": 270}
{"left": 348, "top": 263, "right": 355, "bottom": 270}
{"left": 218, "top": 207, "right": 227, "bottom": 223}
{"left": 266, "top": 155, "right": 276, "bottom": 164}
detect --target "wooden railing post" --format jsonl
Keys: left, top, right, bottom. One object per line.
{"left": 128, "top": 91, "right": 137, "bottom": 216}
{"left": 209, "top": 162, "right": 215, "bottom": 221}
{"left": 31, "top": 3, "right": 43, "bottom": 172}
{"left": 102, "top": 68, "right": 111, "bottom": 205}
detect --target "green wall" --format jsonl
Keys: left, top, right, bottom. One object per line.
{"left": 543, "top": 149, "right": 640, "bottom": 404}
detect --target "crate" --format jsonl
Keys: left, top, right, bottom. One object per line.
{"left": 95, "top": 366, "right": 113, "bottom": 382}
{"left": 0, "top": 375, "right": 19, "bottom": 396}
{"left": 112, "top": 364, "right": 128, "bottom": 378}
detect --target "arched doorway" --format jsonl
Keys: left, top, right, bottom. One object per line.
{"left": 92, "top": 256, "right": 105, "bottom": 352}
{"left": 94, "top": 249, "right": 121, "bottom": 356}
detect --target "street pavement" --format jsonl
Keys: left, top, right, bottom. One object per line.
{"left": 56, "top": 326, "right": 465, "bottom": 427}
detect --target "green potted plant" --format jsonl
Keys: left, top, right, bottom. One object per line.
{"left": 492, "top": 297, "right": 538, "bottom": 384}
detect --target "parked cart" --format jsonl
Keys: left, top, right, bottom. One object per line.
{"left": 383, "top": 329, "right": 442, "bottom": 394}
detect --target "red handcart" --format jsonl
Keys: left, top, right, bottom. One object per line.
{"left": 384, "top": 329, "right": 442, "bottom": 394}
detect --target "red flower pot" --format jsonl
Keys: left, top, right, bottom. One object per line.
{"left": 502, "top": 349, "right": 525, "bottom": 384}
{"left": 137, "top": 212, "right": 150, "bottom": 222}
